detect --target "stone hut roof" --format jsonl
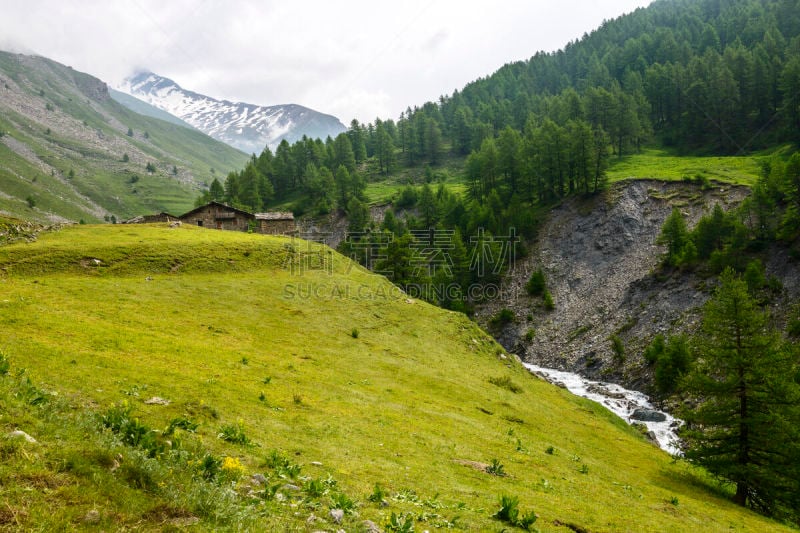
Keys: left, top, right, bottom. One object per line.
{"left": 122, "top": 212, "right": 177, "bottom": 224}
{"left": 179, "top": 201, "right": 254, "bottom": 219}
{"left": 255, "top": 212, "right": 294, "bottom": 221}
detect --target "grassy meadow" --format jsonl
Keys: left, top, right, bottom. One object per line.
{"left": 605, "top": 148, "right": 768, "bottom": 187}
{"left": 0, "top": 223, "right": 793, "bottom": 531}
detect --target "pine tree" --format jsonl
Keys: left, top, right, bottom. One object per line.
{"left": 425, "top": 117, "right": 443, "bottom": 164}
{"left": 346, "top": 197, "right": 370, "bottom": 232}
{"left": 679, "top": 269, "right": 800, "bottom": 517}
{"left": 333, "top": 133, "right": 356, "bottom": 173}
{"left": 347, "top": 120, "right": 367, "bottom": 163}
{"left": 208, "top": 178, "right": 225, "bottom": 201}
{"left": 657, "top": 208, "right": 689, "bottom": 266}
{"left": 239, "top": 163, "right": 262, "bottom": 211}
{"left": 375, "top": 123, "right": 395, "bottom": 175}
{"left": 224, "top": 172, "right": 241, "bottom": 205}
{"left": 417, "top": 184, "right": 438, "bottom": 229}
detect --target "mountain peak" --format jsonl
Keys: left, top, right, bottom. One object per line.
{"left": 117, "top": 71, "right": 346, "bottom": 153}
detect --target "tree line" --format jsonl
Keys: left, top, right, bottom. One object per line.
{"left": 339, "top": 182, "right": 538, "bottom": 314}
{"left": 202, "top": 0, "right": 800, "bottom": 218}
{"left": 195, "top": 0, "right": 800, "bottom": 318}
{"left": 196, "top": 132, "right": 369, "bottom": 221}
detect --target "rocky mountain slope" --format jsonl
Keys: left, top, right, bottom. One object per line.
{"left": 107, "top": 88, "right": 193, "bottom": 129}
{"left": 0, "top": 51, "right": 248, "bottom": 223}
{"left": 477, "top": 180, "right": 799, "bottom": 390}
{"left": 118, "top": 72, "right": 346, "bottom": 154}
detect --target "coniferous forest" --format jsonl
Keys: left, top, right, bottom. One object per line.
{"left": 203, "top": 0, "right": 800, "bottom": 314}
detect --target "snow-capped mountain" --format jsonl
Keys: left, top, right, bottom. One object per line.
{"left": 117, "top": 72, "right": 346, "bottom": 154}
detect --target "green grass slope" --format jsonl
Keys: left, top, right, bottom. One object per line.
{"left": 0, "top": 51, "right": 248, "bottom": 223}
{"left": 605, "top": 148, "right": 770, "bottom": 187}
{"left": 0, "top": 225, "right": 793, "bottom": 532}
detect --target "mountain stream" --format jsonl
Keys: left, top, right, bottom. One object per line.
{"left": 523, "top": 363, "right": 682, "bottom": 455}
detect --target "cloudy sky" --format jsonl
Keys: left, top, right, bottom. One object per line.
{"left": 0, "top": 0, "right": 652, "bottom": 124}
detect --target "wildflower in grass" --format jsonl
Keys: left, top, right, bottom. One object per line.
{"left": 221, "top": 456, "right": 245, "bottom": 481}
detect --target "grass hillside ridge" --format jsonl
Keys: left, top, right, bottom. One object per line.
{"left": 0, "top": 224, "right": 793, "bottom": 531}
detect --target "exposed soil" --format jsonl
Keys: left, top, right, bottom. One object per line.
{"left": 475, "top": 180, "right": 767, "bottom": 390}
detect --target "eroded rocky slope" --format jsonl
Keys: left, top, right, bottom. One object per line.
{"left": 477, "top": 180, "right": 765, "bottom": 389}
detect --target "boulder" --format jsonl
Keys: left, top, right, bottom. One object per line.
{"left": 329, "top": 509, "right": 344, "bottom": 524}
{"left": 83, "top": 509, "right": 100, "bottom": 524}
{"left": 8, "top": 430, "right": 36, "bottom": 443}
{"left": 144, "top": 396, "right": 170, "bottom": 405}
{"left": 630, "top": 408, "right": 666, "bottom": 422}
{"left": 586, "top": 383, "right": 626, "bottom": 399}
{"left": 363, "top": 520, "right": 382, "bottom": 533}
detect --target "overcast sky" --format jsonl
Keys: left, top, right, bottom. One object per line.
{"left": 0, "top": 1, "right": 652, "bottom": 124}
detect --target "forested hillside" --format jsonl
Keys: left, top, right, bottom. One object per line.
{"left": 206, "top": 0, "right": 800, "bottom": 314}
{"left": 218, "top": 0, "right": 800, "bottom": 207}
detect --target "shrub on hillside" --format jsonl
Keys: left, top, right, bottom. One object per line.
{"left": 485, "top": 458, "right": 506, "bottom": 476}
{"left": 493, "top": 494, "right": 537, "bottom": 530}
{"left": 489, "top": 308, "right": 515, "bottom": 328}
{"left": 542, "top": 290, "right": 555, "bottom": 311}
{"left": 610, "top": 334, "right": 625, "bottom": 364}
{"left": 488, "top": 376, "right": 523, "bottom": 394}
{"left": 395, "top": 185, "right": 418, "bottom": 209}
{"left": 218, "top": 422, "right": 250, "bottom": 445}
{"left": 643, "top": 334, "right": 665, "bottom": 365}
{"left": 525, "top": 269, "right": 546, "bottom": 296}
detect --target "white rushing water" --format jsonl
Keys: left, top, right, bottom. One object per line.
{"left": 523, "top": 363, "right": 682, "bottom": 455}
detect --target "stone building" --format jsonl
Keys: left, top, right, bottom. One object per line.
{"left": 176, "top": 202, "right": 296, "bottom": 235}
{"left": 122, "top": 212, "right": 177, "bottom": 224}
{"left": 179, "top": 201, "right": 253, "bottom": 231}
{"left": 255, "top": 212, "right": 295, "bottom": 235}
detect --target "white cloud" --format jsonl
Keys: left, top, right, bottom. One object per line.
{"left": 0, "top": 0, "right": 653, "bottom": 123}
{"left": 329, "top": 89, "right": 392, "bottom": 125}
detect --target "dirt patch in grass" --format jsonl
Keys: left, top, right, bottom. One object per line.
{"left": 18, "top": 472, "right": 70, "bottom": 490}
{"left": 453, "top": 458, "right": 489, "bottom": 472}
{"left": 142, "top": 503, "right": 196, "bottom": 523}
{"left": 0, "top": 505, "right": 26, "bottom": 526}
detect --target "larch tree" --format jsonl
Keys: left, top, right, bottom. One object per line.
{"left": 657, "top": 207, "right": 689, "bottom": 267}
{"left": 679, "top": 268, "right": 800, "bottom": 517}
{"left": 208, "top": 178, "right": 225, "bottom": 201}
